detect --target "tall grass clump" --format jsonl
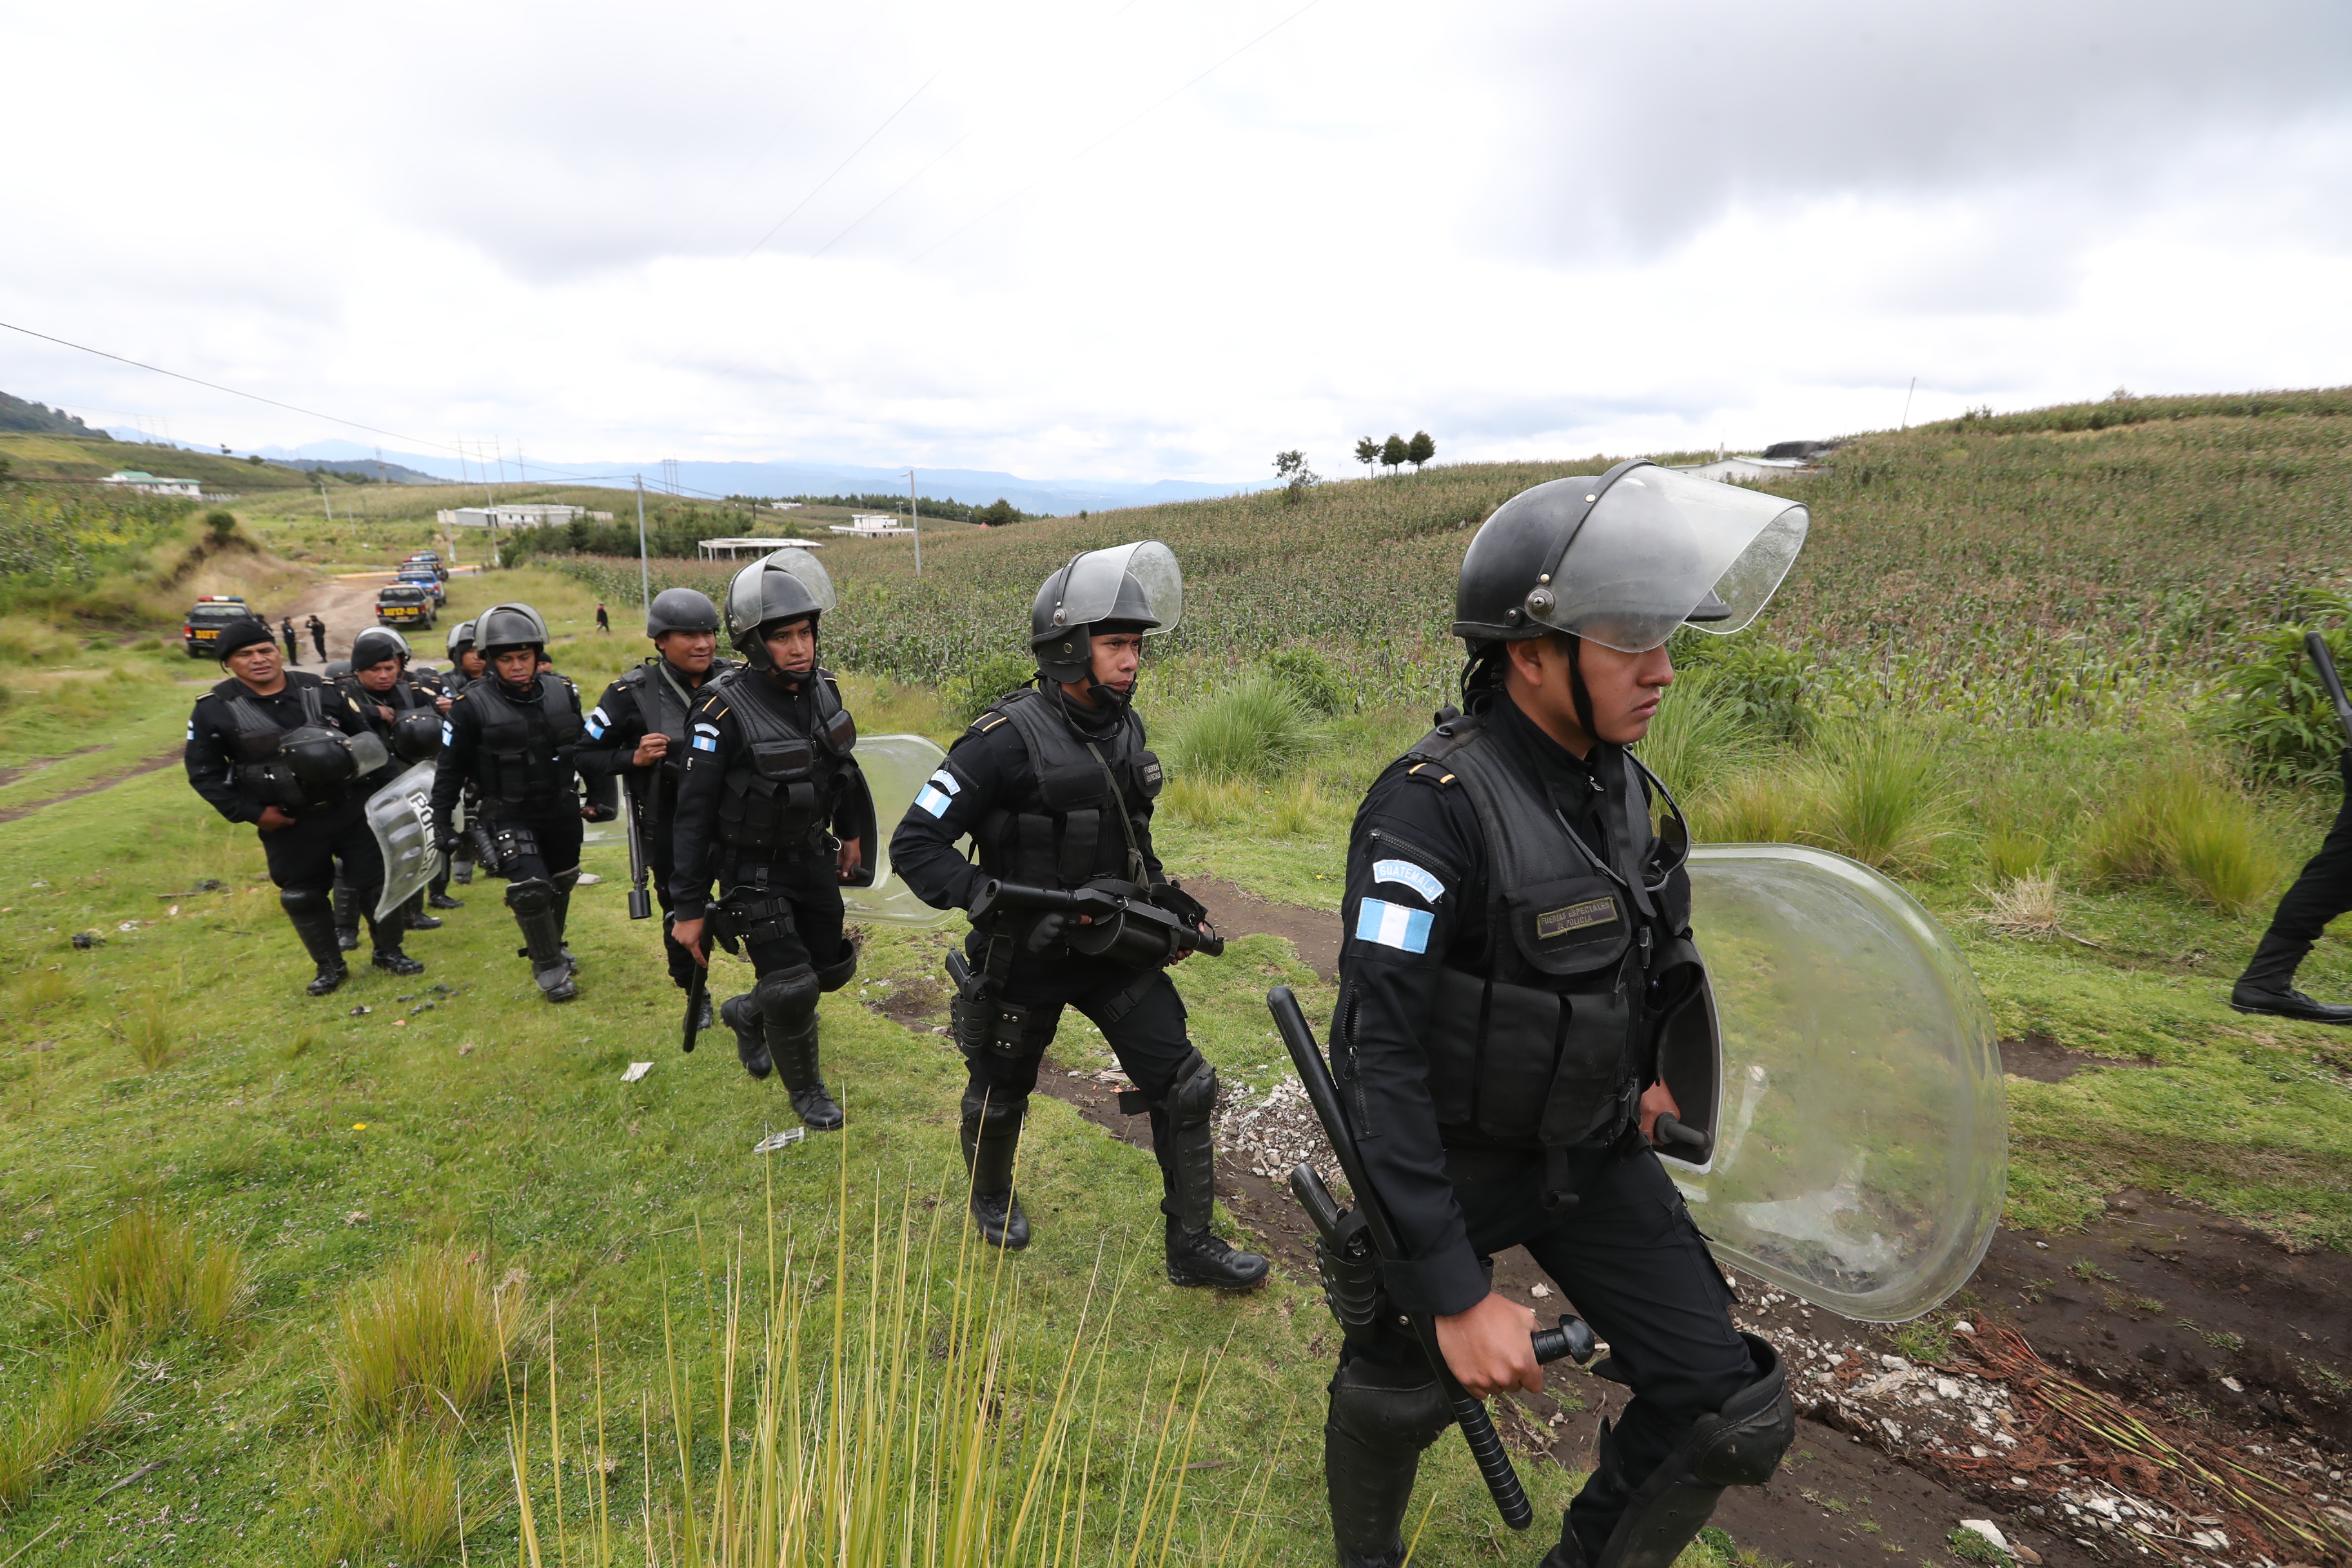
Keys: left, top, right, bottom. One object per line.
{"left": 1691, "top": 769, "right": 1814, "bottom": 845}
{"left": 2082, "top": 761, "right": 2284, "bottom": 914}
{"left": 330, "top": 1246, "right": 526, "bottom": 1430}
{"left": 313, "top": 1427, "right": 462, "bottom": 1564}
{"left": 1636, "top": 674, "right": 1762, "bottom": 801}
{"left": 45, "top": 1208, "right": 250, "bottom": 1349}
{"left": 1798, "top": 721, "right": 1957, "bottom": 870}
{"left": 0, "top": 1350, "right": 125, "bottom": 1513}
{"left": 1166, "top": 672, "right": 1319, "bottom": 782}
{"left": 505, "top": 1177, "right": 1281, "bottom": 1567}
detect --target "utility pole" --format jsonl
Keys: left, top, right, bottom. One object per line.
{"left": 1901, "top": 377, "right": 1917, "bottom": 430}
{"left": 635, "top": 474, "right": 651, "bottom": 619}
{"left": 320, "top": 481, "right": 333, "bottom": 526}
{"left": 904, "top": 468, "right": 921, "bottom": 577}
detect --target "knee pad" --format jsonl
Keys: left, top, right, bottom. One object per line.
{"left": 1167, "top": 1048, "right": 1219, "bottom": 1129}
{"left": 961, "top": 1088, "right": 1028, "bottom": 1136}
{"left": 1326, "top": 1356, "right": 1453, "bottom": 1455}
{"left": 553, "top": 866, "right": 580, "bottom": 893}
{"left": 755, "top": 965, "right": 821, "bottom": 1026}
{"left": 280, "top": 886, "right": 330, "bottom": 918}
{"left": 1685, "top": 1336, "right": 1793, "bottom": 1487}
{"left": 814, "top": 939, "right": 858, "bottom": 993}
{"left": 505, "top": 877, "right": 557, "bottom": 916}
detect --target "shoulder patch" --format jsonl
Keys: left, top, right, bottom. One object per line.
{"left": 1353, "top": 897, "right": 1435, "bottom": 954}
{"left": 1371, "top": 858, "right": 1447, "bottom": 903}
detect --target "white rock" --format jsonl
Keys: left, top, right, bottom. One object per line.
{"left": 1970, "top": 1445, "right": 1992, "bottom": 1458}
{"left": 1958, "top": 1520, "right": 2010, "bottom": 1554}
{"left": 2219, "top": 1375, "right": 2244, "bottom": 1393}
{"left": 1879, "top": 1354, "right": 1909, "bottom": 1371}
{"left": 1936, "top": 1377, "right": 1963, "bottom": 1399}
{"left": 1881, "top": 1418, "right": 1904, "bottom": 1441}
{"left": 1952, "top": 1320, "right": 1975, "bottom": 1335}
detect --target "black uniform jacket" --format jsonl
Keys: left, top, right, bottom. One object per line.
{"left": 574, "top": 658, "right": 734, "bottom": 815}
{"left": 184, "top": 671, "right": 374, "bottom": 825}
{"left": 1336, "top": 693, "right": 1667, "bottom": 1318}
{"left": 888, "top": 688, "right": 1168, "bottom": 916}
{"left": 667, "top": 669, "right": 863, "bottom": 924}
{"left": 426, "top": 673, "right": 585, "bottom": 837}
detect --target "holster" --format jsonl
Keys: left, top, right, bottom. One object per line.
{"left": 948, "top": 930, "right": 1057, "bottom": 1060}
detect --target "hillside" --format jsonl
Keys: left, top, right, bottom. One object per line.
{"left": 0, "top": 392, "right": 107, "bottom": 438}
{"left": 0, "top": 431, "right": 317, "bottom": 491}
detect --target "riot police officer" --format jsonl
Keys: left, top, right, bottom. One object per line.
{"left": 576, "top": 588, "right": 737, "bottom": 1028}
{"left": 669, "top": 555, "right": 872, "bottom": 1131}
{"left": 1317, "top": 464, "right": 1807, "bottom": 1568}
{"left": 444, "top": 620, "right": 484, "bottom": 695}
{"left": 183, "top": 618, "right": 422, "bottom": 994}
{"left": 428, "top": 603, "right": 592, "bottom": 1002}
{"left": 331, "top": 628, "right": 453, "bottom": 947}
{"left": 888, "top": 543, "right": 1268, "bottom": 1291}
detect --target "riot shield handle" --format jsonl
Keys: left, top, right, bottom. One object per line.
{"left": 1652, "top": 1111, "right": 1713, "bottom": 1161}
{"left": 1268, "top": 985, "right": 1538, "bottom": 1531}
{"left": 2306, "top": 632, "right": 2352, "bottom": 745}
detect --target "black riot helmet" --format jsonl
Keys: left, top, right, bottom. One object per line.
{"left": 474, "top": 602, "right": 551, "bottom": 656}
{"left": 350, "top": 627, "right": 410, "bottom": 672}
{"left": 1453, "top": 462, "right": 1809, "bottom": 709}
{"left": 723, "top": 550, "right": 836, "bottom": 674}
{"left": 279, "top": 725, "right": 388, "bottom": 787}
{"left": 445, "top": 619, "right": 477, "bottom": 660}
{"left": 646, "top": 587, "right": 721, "bottom": 639}
{"left": 389, "top": 708, "right": 443, "bottom": 763}
{"left": 1028, "top": 541, "right": 1182, "bottom": 688}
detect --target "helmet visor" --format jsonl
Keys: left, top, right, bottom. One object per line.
{"left": 1056, "top": 541, "right": 1181, "bottom": 636}
{"left": 1536, "top": 467, "right": 1808, "bottom": 653}
{"left": 753, "top": 547, "right": 836, "bottom": 612}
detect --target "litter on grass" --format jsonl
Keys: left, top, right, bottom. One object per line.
{"left": 621, "top": 1061, "right": 652, "bottom": 1083}
{"left": 753, "top": 1128, "right": 806, "bottom": 1154}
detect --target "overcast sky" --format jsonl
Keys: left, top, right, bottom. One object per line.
{"left": 6, "top": 0, "right": 2350, "bottom": 484}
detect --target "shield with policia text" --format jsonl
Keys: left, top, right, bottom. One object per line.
{"left": 366, "top": 761, "right": 442, "bottom": 922}
{"left": 842, "top": 733, "right": 955, "bottom": 929}
{"left": 1649, "top": 843, "right": 2008, "bottom": 1323}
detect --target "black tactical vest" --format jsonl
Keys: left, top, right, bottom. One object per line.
{"left": 1401, "top": 710, "right": 1702, "bottom": 1153}
{"left": 620, "top": 656, "right": 732, "bottom": 823}
{"left": 216, "top": 676, "right": 341, "bottom": 811}
{"left": 965, "top": 687, "right": 1163, "bottom": 892}
{"left": 712, "top": 667, "right": 856, "bottom": 854}
{"left": 467, "top": 676, "right": 583, "bottom": 810}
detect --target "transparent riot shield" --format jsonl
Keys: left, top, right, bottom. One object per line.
{"left": 843, "top": 734, "right": 955, "bottom": 929}
{"left": 365, "top": 761, "right": 442, "bottom": 922}
{"left": 1668, "top": 844, "right": 2006, "bottom": 1323}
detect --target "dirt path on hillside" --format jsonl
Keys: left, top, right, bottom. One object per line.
{"left": 854, "top": 886, "right": 2352, "bottom": 1568}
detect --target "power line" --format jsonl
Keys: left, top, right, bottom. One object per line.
{"left": 742, "top": 73, "right": 943, "bottom": 259}
{"left": 903, "top": 0, "right": 1325, "bottom": 268}
{"left": 0, "top": 317, "right": 465, "bottom": 455}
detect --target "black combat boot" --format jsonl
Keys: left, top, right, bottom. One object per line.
{"left": 1164, "top": 1220, "right": 1270, "bottom": 1291}
{"left": 281, "top": 888, "right": 348, "bottom": 997}
{"left": 2231, "top": 930, "right": 2352, "bottom": 1023}
{"left": 331, "top": 880, "right": 360, "bottom": 951}
{"left": 769, "top": 1015, "right": 843, "bottom": 1131}
{"left": 363, "top": 894, "right": 426, "bottom": 977}
{"left": 505, "top": 877, "right": 577, "bottom": 1001}
{"left": 1153, "top": 1053, "right": 1269, "bottom": 1290}
{"left": 721, "top": 994, "right": 770, "bottom": 1077}
{"left": 961, "top": 1088, "right": 1030, "bottom": 1250}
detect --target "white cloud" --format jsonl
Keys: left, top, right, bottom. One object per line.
{"left": 3, "top": 0, "right": 2348, "bottom": 487}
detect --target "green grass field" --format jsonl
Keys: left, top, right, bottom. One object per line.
{"left": 5, "top": 389, "right": 2352, "bottom": 1563}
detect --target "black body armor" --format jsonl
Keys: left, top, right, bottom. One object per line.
{"left": 468, "top": 677, "right": 583, "bottom": 812}
{"left": 712, "top": 668, "right": 865, "bottom": 861}
{"left": 219, "top": 678, "right": 337, "bottom": 812}
{"left": 966, "top": 687, "right": 1163, "bottom": 897}
{"left": 619, "top": 656, "right": 732, "bottom": 825}
{"left": 1397, "top": 710, "right": 1710, "bottom": 1160}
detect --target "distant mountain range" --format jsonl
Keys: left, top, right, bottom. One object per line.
{"left": 231, "top": 438, "right": 1263, "bottom": 516}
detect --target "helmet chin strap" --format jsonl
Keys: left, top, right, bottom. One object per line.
{"left": 1564, "top": 632, "right": 1599, "bottom": 747}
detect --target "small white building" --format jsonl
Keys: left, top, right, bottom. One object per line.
{"left": 697, "top": 536, "right": 828, "bottom": 560}
{"left": 1670, "top": 455, "right": 1813, "bottom": 484}
{"left": 435, "top": 504, "right": 615, "bottom": 529}
{"left": 103, "top": 471, "right": 202, "bottom": 498}
{"left": 828, "top": 513, "right": 914, "bottom": 537}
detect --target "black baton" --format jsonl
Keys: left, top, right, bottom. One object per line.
{"left": 1268, "top": 984, "right": 1540, "bottom": 1531}
{"left": 621, "top": 786, "right": 652, "bottom": 921}
{"left": 2307, "top": 632, "right": 2352, "bottom": 744}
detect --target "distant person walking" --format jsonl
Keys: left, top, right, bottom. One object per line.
{"left": 307, "top": 614, "right": 328, "bottom": 660}
{"left": 280, "top": 617, "right": 300, "bottom": 665}
{"left": 594, "top": 602, "right": 611, "bottom": 634}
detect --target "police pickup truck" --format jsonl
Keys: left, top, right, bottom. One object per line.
{"left": 375, "top": 582, "right": 436, "bottom": 630}
{"left": 183, "top": 595, "right": 252, "bottom": 658}
{"left": 398, "top": 566, "right": 447, "bottom": 605}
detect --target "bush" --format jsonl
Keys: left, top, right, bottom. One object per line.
{"left": 946, "top": 649, "right": 1036, "bottom": 726}
{"left": 1165, "top": 672, "right": 1320, "bottom": 781}
{"left": 204, "top": 508, "right": 237, "bottom": 540}
{"left": 1798, "top": 721, "right": 1956, "bottom": 870}
{"left": 2081, "top": 761, "right": 2283, "bottom": 914}
{"left": 2208, "top": 614, "right": 2352, "bottom": 789}
{"left": 1261, "top": 645, "right": 1348, "bottom": 716}
{"left": 329, "top": 1247, "right": 525, "bottom": 1431}
{"left": 1674, "top": 634, "right": 1812, "bottom": 743}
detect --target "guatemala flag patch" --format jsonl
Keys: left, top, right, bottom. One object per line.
{"left": 584, "top": 705, "right": 609, "bottom": 739}
{"left": 440, "top": 720, "right": 454, "bottom": 746}
{"left": 1354, "top": 897, "right": 1434, "bottom": 954}
{"left": 914, "top": 769, "right": 959, "bottom": 818}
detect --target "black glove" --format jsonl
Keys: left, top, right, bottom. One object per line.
{"left": 1149, "top": 879, "right": 1210, "bottom": 932}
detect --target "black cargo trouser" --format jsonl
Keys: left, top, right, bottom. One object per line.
{"left": 2242, "top": 781, "right": 2352, "bottom": 986}
{"left": 260, "top": 794, "right": 382, "bottom": 897}
{"left": 486, "top": 808, "right": 584, "bottom": 887}
{"left": 1340, "top": 1149, "right": 1759, "bottom": 1546}
{"left": 718, "top": 851, "right": 850, "bottom": 983}
{"left": 646, "top": 835, "right": 698, "bottom": 990}
{"left": 960, "top": 945, "right": 1199, "bottom": 1220}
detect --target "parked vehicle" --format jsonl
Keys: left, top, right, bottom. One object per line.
{"left": 183, "top": 596, "right": 252, "bottom": 658}
{"left": 375, "top": 583, "right": 436, "bottom": 629}
{"left": 403, "top": 551, "right": 450, "bottom": 582}
{"left": 398, "top": 567, "right": 447, "bottom": 605}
